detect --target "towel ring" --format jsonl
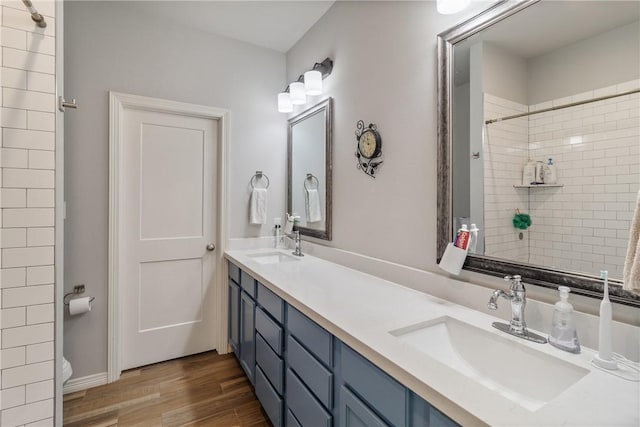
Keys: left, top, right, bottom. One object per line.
{"left": 250, "top": 171, "right": 270, "bottom": 189}
{"left": 304, "top": 173, "right": 320, "bottom": 191}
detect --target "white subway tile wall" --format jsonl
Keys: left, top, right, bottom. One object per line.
{"left": 483, "top": 81, "right": 639, "bottom": 279}
{"left": 1, "top": 1, "right": 56, "bottom": 425}
{"left": 483, "top": 94, "right": 530, "bottom": 262}
{"left": 528, "top": 80, "right": 640, "bottom": 278}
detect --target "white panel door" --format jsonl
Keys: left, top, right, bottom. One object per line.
{"left": 120, "top": 107, "right": 218, "bottom": 370}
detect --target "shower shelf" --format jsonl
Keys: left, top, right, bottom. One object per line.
{"left": 514, "top": 184, "right": 564, "bottom": 188}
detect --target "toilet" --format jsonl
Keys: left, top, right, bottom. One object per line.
{"left": 62, "top": 357, "right": 73, "bottom": 384}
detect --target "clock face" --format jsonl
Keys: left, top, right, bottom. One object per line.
{"left": 359, "top": 130, "right": 378, "bottom": 158}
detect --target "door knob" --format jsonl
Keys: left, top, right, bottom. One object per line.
{"left": 206, "top": 243, "right": 215, "bottom": 251}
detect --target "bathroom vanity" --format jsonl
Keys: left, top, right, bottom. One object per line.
{"left": 226, "top": 249, "right": 639, "bottom": 426}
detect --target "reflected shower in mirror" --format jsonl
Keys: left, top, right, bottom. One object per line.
{"left": 288, "top": 98, "right": 332, "bottom": 240}
{"left": 438, "top": 0, "right": 640, "bottom": 306}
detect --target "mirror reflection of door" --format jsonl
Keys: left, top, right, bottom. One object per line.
{"left": 452, "top": 1, "right": 640, "bottom": 279}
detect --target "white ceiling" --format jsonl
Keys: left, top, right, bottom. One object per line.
{"left": 455, "top": 1, "right": 640, "bottom": 84}
{"left": 121, "top": 1, "right": 335, "bottom": 53}
{"left": 475, "top": 0, "right": 640, "bottom": 59}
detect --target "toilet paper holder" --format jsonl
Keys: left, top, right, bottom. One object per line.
{"left": 64, "top": 284, "right": 95, "bottom": 306}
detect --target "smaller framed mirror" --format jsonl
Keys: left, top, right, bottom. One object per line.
{"left": 288, "top": 97, "right": 333, "bottom": 240}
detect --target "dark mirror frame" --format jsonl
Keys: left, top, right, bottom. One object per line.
{"left": 287, "top": 97, "right": 333, "bottom": 241}
{"left": 436, "top": 0, "right": 640, "bottom": 307}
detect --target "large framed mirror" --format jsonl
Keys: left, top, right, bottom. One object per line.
{"left": 288, "top": 97, "right": 333, "bottom": 240}
{"left": 437, "top": 0, "right": 640, "bottom": 307}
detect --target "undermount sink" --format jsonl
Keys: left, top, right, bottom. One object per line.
{"left": 248, "top": 252, "right": 299, "bottom": 265}
{"left": 389, "top": 316, "right": 589, "bottom": 411}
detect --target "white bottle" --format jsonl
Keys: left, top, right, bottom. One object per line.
{"left": 534, "top": 161, "right": 545, "bottom": 184}
{"left": 548, "top": 286, "right": 580, "bottom": 353}
{"left": 468, "top": 224, "right": 479, "bottom": 254}
{"left": 522, "top": 161, "right": 536, "bottom": 185}
{"left": 543, "top": 158, "right": 557, "bottom": 184}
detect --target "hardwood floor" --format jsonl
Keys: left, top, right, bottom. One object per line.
{"left": 63, "top": 351, "right": 270, "bottom": 427}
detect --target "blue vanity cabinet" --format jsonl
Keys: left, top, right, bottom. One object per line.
{"left": 227, "top": 261, "right": 460, "bottom": 427}
{"left": 228, "top": 278, "right": 240, "bottom": 357}
{"left": 410, "top": 393, "right": 460, "bottom": 427}
{"left": 239, "top": 282, "right": 256, "bottom": 385}
{"left": 335, "top": 342, "right": 406, "bottom": 427}
{"left": 228, "top": 261, "right": 256, "bottom": 384}
{"left": 285, "top": 305, "right": 334, "bottom": 427}
{"left": 255, "top": 282, "right": 286, "bottom": 427}
{"left": 339, "top": 385, "right": 388, "bottom": 427}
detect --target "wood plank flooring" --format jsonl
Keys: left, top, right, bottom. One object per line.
{"left": 63, "top": 351, "right": 270, "bottom": 427}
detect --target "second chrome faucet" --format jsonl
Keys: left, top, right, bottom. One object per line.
{"left": 488, "top": 275, "right": 547, "bottom": 344}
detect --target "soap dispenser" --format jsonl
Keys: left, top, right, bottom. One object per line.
{"left": 549, "top": 286, "right": 581, "bottom": 353}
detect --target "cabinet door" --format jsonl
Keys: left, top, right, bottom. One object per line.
{"left": 228, "top": 280, "right": 240, "bottom": 357}
{"left": 240, "top": 291, "right": 256, "bottom": 384}
{"left": 339, "top": 386, "right": 389, "bottom": 427}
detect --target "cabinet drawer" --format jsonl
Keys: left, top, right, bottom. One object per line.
{"left": 255, "top": 366, "right": 283, "bottom": 427}
{"left": 240, "top": 269, "right": 256, "bottom": 298}
{"left": 339, "top": 385, "right": 388, "bottom": 427}
{"left": 257, "top": 282, "right": 284, "bottom": 323}
{"left": 287, "top": 335, "right": 332, "bottom": 409}
{"left": 255, "top": 307, "right": 283, "bottom": 355}
{"left": 286, "top": 369, "right": 332, "bottom": 427}
{"left": 228, "top": 280, "right": 240, "bottom": 357}
{"left": 287, "top": 305, "right": 332, "bottom": 367}
{"left": 286, "top": 410, "right": 302, "bottom": 427}
{"left": 340, "top": 344, "right": 405, "bottom": 426}
{"left": 228, "top": 261, "right": 240, "bottom": 284}
{"left": 256, "top": 332, "right": 284, "bottom": 394}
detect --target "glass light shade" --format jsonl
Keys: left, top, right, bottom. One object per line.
{"left": 290, "top": 82, "right": 307, "bottom": 105}
{"left": 304, "top": 70, "right": 323, "bottom": 96}
{"left": 278, "top": 92, "right": 293, "bottom": 113}
{"left": 437, "top": 0, "right": 470, "bottom": 14}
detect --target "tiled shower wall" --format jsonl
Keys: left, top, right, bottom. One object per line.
{"left": 483, "top": 94, "right": 529, "bottom": 262}
{"left": 483, "top": 80, "right": 639, "bottom": 279}
{"left": 528, "top": 80, "right": 639, "bottom": 278}
{"left": 1, "top": 1, "right": 56, "bottom": 425}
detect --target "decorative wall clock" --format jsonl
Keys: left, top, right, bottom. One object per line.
{"left": 355, "top": 120, "right": 383, "bottom": 178}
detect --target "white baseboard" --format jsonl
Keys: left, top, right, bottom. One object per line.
{"left": 63, "top": 372, "right": 108, "bottom": 394}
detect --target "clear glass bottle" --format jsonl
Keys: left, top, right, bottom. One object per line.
{"left": 549, "top": 286, "right": 581, "bottom": 353}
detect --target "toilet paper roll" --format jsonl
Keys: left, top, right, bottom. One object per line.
{"left": 68, "top": 296, "right": 92, "bottom": 315}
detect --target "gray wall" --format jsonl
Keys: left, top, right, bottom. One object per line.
{"left": 482, "top": 42, "right": 528, "bottom": 105}
{"left": 64, "top": 1, "right": 287, "bottom": 378}
{"left": 452, "top": 82, "right": 470, "bottom": 220}
{"left": 527, "top": 20, "right": 640, "bottom": 104}
{"left": 286, "top": 1, "right": 489, "bottom": 270}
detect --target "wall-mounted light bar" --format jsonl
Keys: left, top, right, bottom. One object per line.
{"left": 278, "top": 58, "right": 334, "bottom": 113}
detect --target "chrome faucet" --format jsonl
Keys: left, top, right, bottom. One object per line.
{"left": 487, "top": 275, "right": 547, "bottom": 344}
{"left": 286, "top": 229, "right": 304, "bottom": 257}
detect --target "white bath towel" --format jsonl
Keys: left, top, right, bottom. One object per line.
{"left": 305, "top": 188, "right": 322, "bottom": 223}
{"left": 249, "top": 188, "right": 268, "bottom": 225}
{"left": 623, "top": 190, "right": 640, "bottom": 293}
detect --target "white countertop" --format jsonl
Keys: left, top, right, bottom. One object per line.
{"left": 225, "top": 248, "right": 640, "bottom": 426}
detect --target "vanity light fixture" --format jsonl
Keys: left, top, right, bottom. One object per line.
{"left": 278, "top": 92, "right": 293, "bottom": 113}
{"left": 304, "top": 70, "right": 322, "bottom": 96}
{"left": 278, "top": 57, "right": 333, "bottom": 113}
{"left": 290, "top": 82, "right": 307, "bottom": 105}
{"left": 437, "top": 0, "right": 470, "bottom": 15}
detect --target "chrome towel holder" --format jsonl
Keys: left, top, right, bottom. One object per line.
{"left": 304, "top": 173, "right": 319, "bottom": 191}
{"left": 250, "top": 171, "right": 270, "bottom": 189}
